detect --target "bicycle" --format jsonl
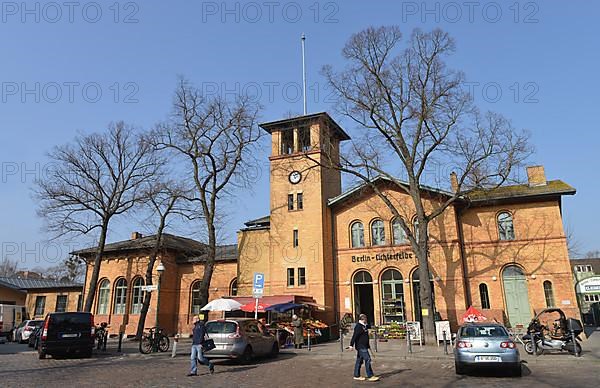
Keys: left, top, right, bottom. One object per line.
{"left": 95, "top": 322, "right": 109, "bottom": 351}
{"left": 139, "top": 327, "right": 170, "bottom": 354}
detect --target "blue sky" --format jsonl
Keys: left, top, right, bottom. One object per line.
{"left": 1, "top": 0, "right": 598, "bottom": 269}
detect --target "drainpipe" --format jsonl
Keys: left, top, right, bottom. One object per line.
{"left": 455, "top": 204, "right": 472, "bottom": 307}
{"left": 330, "top": 207, "right": 340, "bottom": 339}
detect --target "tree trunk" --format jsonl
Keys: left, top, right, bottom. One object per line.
{"left": 135, "top": 256, "right": 156, "bottom": 339}
{"left": 199, "top": 222, "right": 217, "bottom": 309}
{"left": 83, "top": 221, "right": 109, "bottom": 312}
{"left": 416, "top": 222, "right": 435, "bottom": 344}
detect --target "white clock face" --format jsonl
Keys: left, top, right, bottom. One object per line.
{"left": 289, "top": 171, "right": 302, "bottom": 184}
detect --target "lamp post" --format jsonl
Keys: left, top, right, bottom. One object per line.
{"left": 153, "top": 262, "right": 165, "bottom": 353}
{"left": 155, "top": 262, "right": 165, "bottom": 328}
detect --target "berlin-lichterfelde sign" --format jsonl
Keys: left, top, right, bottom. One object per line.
{"left": 351, "top": 250, "right": 430, "bottom": 263}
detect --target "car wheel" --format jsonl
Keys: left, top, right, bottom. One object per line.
{"left": 240, "top": 346, "right": 254, "bottom": 364}
{"left": 455, "top": 361, "right": 466, "bottom": 375}
{"left": 269, "top": 342, "right": 279, "bottom": 358}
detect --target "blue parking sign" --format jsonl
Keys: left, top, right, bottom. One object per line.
{"left": 252, "top": 272, "right": 264, "bottom": 298}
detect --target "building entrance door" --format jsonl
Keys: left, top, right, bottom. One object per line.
{"left": 411, "top": 270, "right": 435, "bottom": 324}
{"left": 503, "top": 265, "right": 531, "bottom": 327}
{"left": 353, "top": 271, "right": 375, "bottom": 324}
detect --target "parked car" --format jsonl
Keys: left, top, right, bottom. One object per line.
{"left": 14, "top": 320, "right": 44, "bottom": 343}
{"left": 38, "top": 312, "right": 94, "bottom": 359}
{"left": 454, "top": 322, "right": 521, "bottom": 377}
{"left": 203, "top": 318, "right": 279, "bottom": 363}
{"left": 28, "top": 327, "right": 41, "bottom": 349}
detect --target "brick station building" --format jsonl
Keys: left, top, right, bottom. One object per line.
{"left": 75, "top": 112, "right": 579, "bottom": 335}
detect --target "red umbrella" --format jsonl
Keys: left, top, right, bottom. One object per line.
{"left": 240, "top": 301, "right": 270, "bottom": 313}
{"left": 462, "top": 306, "right": 487, "bottom": 323}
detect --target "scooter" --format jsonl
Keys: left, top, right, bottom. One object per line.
{"left": 523, "top": 317, "right": 582, "bottom": 355}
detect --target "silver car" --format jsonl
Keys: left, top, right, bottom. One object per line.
{"left": 203, "top": 318, "right": 279, "bottom": 363}
{"left": 454, "top": 323, "right": 521, "bottom": 376}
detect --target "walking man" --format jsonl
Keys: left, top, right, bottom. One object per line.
{"left": 349, "top": 314, "right": 379, "bottom": 381}
{"left": 188, "top": 316, "right": 214, "bottom": 376}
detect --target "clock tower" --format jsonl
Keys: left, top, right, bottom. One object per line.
{"left": 258, "top": 112, "right": 350, "bottom": 319}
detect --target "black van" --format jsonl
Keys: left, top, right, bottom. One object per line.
{"left": 38, "top": 312, "right": 94, "bottom": 359}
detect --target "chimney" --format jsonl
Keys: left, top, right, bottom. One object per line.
{"left": 131, "top": 232, "right": 143, "bottom": 240}
{"left": 450, "top": 172, "right": 459, "bottom": 193}
{"left": 527, "top": 165, "right": 547, "bottom": 187}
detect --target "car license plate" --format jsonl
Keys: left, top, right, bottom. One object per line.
{"left": 61, "top": 333, "right": 79, "bottom": 338}
{"left": 475, "top": 356, "right": 500, "bottom": 362}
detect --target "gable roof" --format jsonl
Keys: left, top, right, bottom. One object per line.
{"left": 466, "top": 180, "right": 576, "bottom": 203}
{"left": 327, "top": 176, "right": 454, "bottom": 208}
{"left": 0, "top": 277, "right": 82, "bottom": 290}
{"left": 71, "top": 233, "right": 208, "bottom": 257}
{"left": 71, "top": 233, "right": 238, "bottom": 263}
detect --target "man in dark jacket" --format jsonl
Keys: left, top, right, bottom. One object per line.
{"left": 188, "top": 316, "right": 214, "bottom": 376}
{"left": 349, "top": 314, "right": 379, "bottom": 381}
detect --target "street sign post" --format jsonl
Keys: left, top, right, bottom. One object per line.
{"left": 252, "top": 273, "right": 265, "bottom": 319}
{"left": 141, "top": 284, "right": 158, "bottom": 292}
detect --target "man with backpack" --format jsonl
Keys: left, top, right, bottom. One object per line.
{"left": 188, "top": 316, "right": 215, "bottom": 376}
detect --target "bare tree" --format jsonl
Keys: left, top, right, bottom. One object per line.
{"left": 34, "top": 256, "right": 85, "bottom": 282}
{"left": 0, "top": 257, "right": 19, "bottom": 277}
{"left": 135, "top": 180, "right": 191, "bottom": 339}
{"left": 153, "top": 79, "right": 262, "bottom": 308}
{"left": 320, "top": 27, "right": 531, "bottom": 341}
{"left": 564, "top": 224, "right": 581, "bottom": 258}
{"left": 585, "top": 250, "right": 600, "bottom": 259}
{"left": 35, "top": 122, "right": 162, "bottom": 312}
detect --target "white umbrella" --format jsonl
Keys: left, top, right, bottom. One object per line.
{"left": 201, "top": 298, "right": 242, "bottom": 312}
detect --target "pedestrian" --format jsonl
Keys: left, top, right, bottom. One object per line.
{"left": 188, "top": 316, "right": 214, "bottom": 376}
{"left": 292, "top": 314, "right": 303, "bottom": 349}
{"left": 348, "top": 314, "right": 379, "bottom": 382}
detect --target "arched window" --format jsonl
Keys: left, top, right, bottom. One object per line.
{"left": 113, "top": 278, "right": 127, "bottom": 315}
{"left": 191, "top": 281, "right": 202, "bottom": 315}
{"left": 381, "top": 269, "right": 405, "bottom": 323}
{"left": 230, "top": 278, "right": 238, "bottom": 296}
{"left": 479, "top": 283, "right": 491, "bottom": 309}
{"left": 392, "top": 218, "right": 407, "bottom": 245}
{"left": 130, "top": 277, "right": 145, "bottom": 314}
{"left": 543, "top": 280, "right": 555, "bottom": 307}
{"left": 353, "top": 270, "right": 373, "bottom": 284}
{"left": 350, "top": 221, "right": 365, "bottom": 248}
{"left": 96, "top": 279, "right": 110, "bottom": 315}
{"left": 497, "top": 212, "right": 515, "bottom": 241}
{"left": 371, "top": 219, "right": 386, "bottom": 246}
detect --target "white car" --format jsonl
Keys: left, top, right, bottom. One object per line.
{"left": 14, "top": 320, "right": 44, "bottom": 343}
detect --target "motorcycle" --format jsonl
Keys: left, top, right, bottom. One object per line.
{"left": 523, "top": 308, "right": 583, "bottom": 355}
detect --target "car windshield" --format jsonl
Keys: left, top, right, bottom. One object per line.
{"left": 31, "top": 321, "right": 44, "bottom": 328}
{"left": 206, "top": 321, "right": 237, "bottom": 334}
{"left": 460, "top": 325, "right": 508, "bottom": 337}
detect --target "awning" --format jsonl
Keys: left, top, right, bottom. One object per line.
{"left": 231, "top": 295, "right": 295, "bottom": 306}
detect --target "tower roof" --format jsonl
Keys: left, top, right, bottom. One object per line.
{"left": 259, "top": 112, "right": 351, "bottom": 141}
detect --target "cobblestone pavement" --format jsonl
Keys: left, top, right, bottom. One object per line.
{"left": 0, "top": 339, "right": 598, "bottom": 387}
